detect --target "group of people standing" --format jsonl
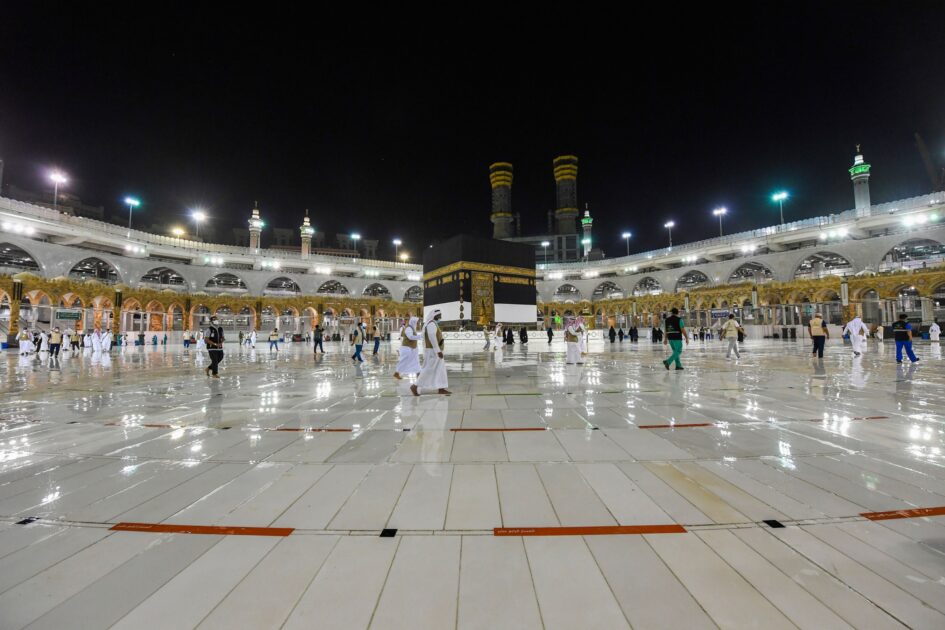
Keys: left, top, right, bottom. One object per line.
{"left": 17, "top": 327, "right": 116, "bottom": 357}
{"left": 483, "top": 323, "right": 528, "bottom": 350}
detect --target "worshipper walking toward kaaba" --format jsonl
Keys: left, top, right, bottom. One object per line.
{"left": 565, "top": 317, "right": 585, "bottom": 365}
{"left": 482, "top": 324, "right": 491, "bottom": 350}
{"left": 313, "top": 325, "right": 325, "bottom": 354}
{"left": 719, "top": 313, "right": 743, "bottom": 360}
{"left": 49, "top": 327, "right": 62, "bottom": 358}
{"left": 372, "top": 325, "right": 381, "bottom": 355}
{"left": 609, "top": 326, "right": 616, "bottom": 344}
{"left": 351, "top": 323, "right": 365, "bottom": 363}
{"left": 411, "top": 309, "right": 451, "bottom": 395}
{"left": 892, "top": 313, "right": 920, "bottom": 364}
{"left": 205, "top": 315, "right": 224, "bottom": 378}
{"left": 546, "top": 324, "right": 554, "bottom": 344}
{"left": 395, "top": 316, "right": 423, "bottom": 380}
{"left": 930, "top": 321, "right": 941, "bottom": 342}
{"left": 662, "top": 307, "right": 689, "bottom": 370}
{"left": 843, "top": 315, "right": 869, "bottom": 357}
{"left": 808, "top": 312, "right": 829, "bottom": 358}
{"left": 519, "top": 326, "right": 528, "bottom": 344}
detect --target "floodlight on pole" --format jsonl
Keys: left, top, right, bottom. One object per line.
{"left": 49, "top": 171, "right": 68, "bottom": 213}
{"left": 392, "top": 238, "right": 402, "bottom": 260}
{"left": 400, "top": 252, "right": 409, "bottom": 262}
{"left": 124, "top": 197, "right": 141, "bottom": 235}
{"left": 541, "top": 240, "right": 550, "bottom": 264}
{"left": 772, "top": 191, "right": 789, "bottom": 225}
{"left": 621, "top": 231, "right": 632, "bottom": 256}
{"left": 712, "top": 207, "right": 727, "bottom": 236}
{"left": 191, "top": 209, "right": 207, "bottom": 239}
{"left": 664, "top": 221, "right": 675, "bottom": 248}
{"left": 351, "top": 233, "right": 361, "bottom": 255}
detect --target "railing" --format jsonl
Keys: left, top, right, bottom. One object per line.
{"left": 538, "top": 192, "right": 945, "bottom": 273}
{"left": 0, "top": 196, "right": 422, "bottom": 271}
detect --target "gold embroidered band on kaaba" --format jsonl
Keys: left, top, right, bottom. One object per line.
{"left": 422, "top": 261, "right": 536, "bottom": 283}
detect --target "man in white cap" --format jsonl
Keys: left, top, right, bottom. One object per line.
{"left": 394, "top": 316, "right": 422, "bottom": 380}
{"left": 843, "top": 314, "right": 868, "bottom": 357}
{"left": 411, "top": 309, "right": 451, "bottom": 395}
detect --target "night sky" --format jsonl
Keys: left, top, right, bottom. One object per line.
{"left": 1, "top": 5, "right": 944, "bottom": 261}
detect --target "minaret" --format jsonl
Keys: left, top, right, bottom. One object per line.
{"left": 553, "top": 155, "right": 579, "bottom": 234}
{"left": 489, "top": 162, "right": 514, "bottom": 239}
{"left": 248, "top": 202, "right": 263, "bottom": 250}
{"left": 300, "top": 209, "right": 314, "bottom": 259}
{"left": 849, "top": 145, "right": 872, "bottom": 217}
{"left": 581, "top": 204, "right": 593, "bottom": 258}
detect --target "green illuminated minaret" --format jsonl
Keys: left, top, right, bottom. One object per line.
{"left": 849, "top": 145, "right": 872, "bottom": 217}
{"left": 581, "top": 205, "right": 593, "bottom": 258}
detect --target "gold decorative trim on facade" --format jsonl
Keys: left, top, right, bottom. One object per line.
{"left": 422, "top": 261, "right": 536, "bottom": 282}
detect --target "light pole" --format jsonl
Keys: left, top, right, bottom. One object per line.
{"left": 393, "top": 238, "right": 402, "bottom": 261}
{"left": 772, "top": 191, "right": 789, "bottom": 225}
{"left": 191, "top": 209, "right": 206, "bottom": 240}
{"left": 124, "top": 196, "right": 140, "bottom": 235}
{"left": 171, "top": 226, "right": 185, "bottom": 244}
{"left": 400, "top": 252, "right": 409, "bottom": 263}
{"left": 621, "top": 232, "right": 632, "bottom": 256}
{"left": 351, "top": 233, "right": 361, "bottom": 255}
{"left": 713, "top": 207, "right": 727, "bottom": 236}
{"left": 664, "top": 221, "right": 675, "bottom": 248}
{"left": 49, "top": 171, "right": 68, "bottom": 212}
{"left": 541, "top": 240, "right": 550, "bottom": 264}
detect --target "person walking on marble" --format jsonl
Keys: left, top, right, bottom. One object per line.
{"left": 565, "top": 317, "right": 585, "bottom": 365}
{"left": 720, "top": 313, "right": 743, "bottom": 359}
{"left": 351, "top": 322, "right": 365, "bottom": 363}
{"left": 662, "top": 307, "right": 689, "bottom": 370}
{"left": 843, "top": 315, "right": 869, "bottom": 357}
{"left": 411, "top": 309, "right": 450, "bottom": 396}
{"left": 930, "top": 321, "right": 941, "bottom": 342}
{"left": 808, "top": 312, "right": 829, "bottom": 358}
{"left": 395, "top": 316, "right": 422, "bottom": 380}
{"left": 268, "top": 328, "right": 280, "bottom": 352}
{"left": 892, "top": 313, "right": 920, "bottom": 364}
{"left": 205, "top": 315, "right": 225, "bottom": 378}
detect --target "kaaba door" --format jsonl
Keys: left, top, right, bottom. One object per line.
{"left": 472, "top": 272, "right": 494, "bottom": 325}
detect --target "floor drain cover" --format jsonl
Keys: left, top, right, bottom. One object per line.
{"left": 763, "top": 519, "right": 786, "bottom": 528}
{"left": 380, "top": 528, "right": 397, "bottom": 538}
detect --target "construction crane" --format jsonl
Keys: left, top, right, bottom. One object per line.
{"left": 914, "top": 132, "right": 945, "bottom": 192}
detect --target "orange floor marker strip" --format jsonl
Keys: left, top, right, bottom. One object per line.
{"left": 110, "top": 522, "right": 294, "bottom": 536}
{"left": 272, "top": 428, "right": 353, "bottom": 432}
{"left": 451, "top": 428, "right": 547, "bottom": 432}
{"left": 494, "top": 524, "right": 686, "bottom": 536}
{"left": 861, "top": 506, "right": 945, "bottom": 521}
{"left": 637, "top": 423, "right": 712, "bottom": 429}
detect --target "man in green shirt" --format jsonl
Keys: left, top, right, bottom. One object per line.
{"left": 662, "top": 307, "right": 690, "bottom": 370}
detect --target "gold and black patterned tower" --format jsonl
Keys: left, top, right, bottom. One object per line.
{"left": 553, "top": 155, "right": 579, "bottom": 234}
{"left": 490, "top": 162, "right": 514, "bottom": 239}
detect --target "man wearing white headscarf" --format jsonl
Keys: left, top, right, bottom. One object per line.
{"left": 565, "top": 317, "right": 585, "bottom": 365}
{"left": 843, "top": 315, "right": 868, "bottom": 357}
{"left": 930, "top": 321, "right": 941, "bottom": 342}
{"left": 411, "top": 309, "right": 451, "bottom": 395}
{"left": 394, "top": 316, "right": 422, "bottom": 379}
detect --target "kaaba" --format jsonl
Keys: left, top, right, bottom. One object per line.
{"left": 422, "top": 235, "right": 537, "bottom": 328}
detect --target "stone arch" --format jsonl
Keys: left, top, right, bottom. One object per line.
{"left": 206, "top": 272, "right": 248, "bottom": 292}
{"left": 591, "top": 281, "right": 624, "bottom": 300}
{"left": 167, "top": 302, "right": 186, "bottom": 331}
{"left": 317, "top": 280, "right": 349, "bottom": 295}
{"left": 675, "top": 270, "right": 710, "bottom": 292}
{"left": 190, "top": 304, "right": 211, "bottom": 330}
{"left": 69, "top": 257, "right": 121, "bottom": 284}
{"left": 140, "top": 266, "right": 187, "bottom": 287}
{"left": 633, "top": 276, "right": 661, "bottom": 296}
{"left": 793, "top": 251, "right": 853, "bottom": 280}
{"left": 58, "top": 293, "right": 84, "bottom": 308}
{"left": 264, "top": 276, "right": 301, "bottom": 295}
{"left": 553, "top": 283, "right": 581, "bottom": 302}
{"left": 0, "top": 242, "right": 41, "bottom": 272}
{"left": 143, "top": 300, "right": 166, "bottom": 331}
{"left": 363, "top": 283, "right": 392, "bottom": 298}
{"left": 302, "top": 306, "right": 319, "bottom": 331}
{"left": 403, "top": 285, "right": 423, "bottom": 303}
{"left": 881, "top": 237, "right": 945, "bottom": 266}
{"left": 727, "top": 261, "right": 774, "bottom": 284}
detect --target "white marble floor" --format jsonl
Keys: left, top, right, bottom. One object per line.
{"left": 1, "top": 336, "right": 945, "bottom": 629}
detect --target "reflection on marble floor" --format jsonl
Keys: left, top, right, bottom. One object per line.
{"left": 2, "top": 337, "right": 945, "bottom": 629}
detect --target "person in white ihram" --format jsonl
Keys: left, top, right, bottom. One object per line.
{"left": 394, "top": 316, "right": 422, "bottom": 380}
{"left": 565, "top": 317, "right": 585, "bottom": 364}
{"left": 930, "top": 321, "right": 941, "bottom": 342}
{"left": 411, "top": 309, "right": 451, "bottom": 396}
{"left": 843, "top": 315, "right": 869, "bottom": 357}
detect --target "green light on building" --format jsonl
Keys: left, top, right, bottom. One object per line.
{"left": 849, "top": 163, "right": 871, "bottom": 176}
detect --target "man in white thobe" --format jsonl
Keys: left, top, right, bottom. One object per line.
{"left": 394, "top": 316, "right": 422, "bottom": 380}
{"left": 565, "top": 318, "right": 584, "bottom": 364}
{"left": 411, "top": 310, "right": 450, "bottom": 396}
{"left": 102, "top": 330, "right": 113, "bottom": 352}
{"left": 91, "top": 328, "right": 103, "bottom": 353}
{"left": 843, "top": 316, "right": 868, "bottom": 357}
{"left": 930, "top": 322, "right": 941, "bottom": 342}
